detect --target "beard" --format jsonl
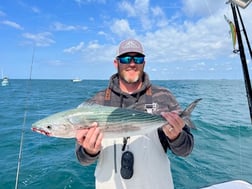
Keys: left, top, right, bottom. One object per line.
{"left": 118, "top": 65, "right": 143, "bottom": 84}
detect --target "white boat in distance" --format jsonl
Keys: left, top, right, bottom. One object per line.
{"left": 1, "top": 77, "right": 9, "bottom": 86}
{"left": 72, "top": 78, "right": 82, "bottom": 83}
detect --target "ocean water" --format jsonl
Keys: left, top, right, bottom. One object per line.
{"left": 0, "top": 79, "right": 252, "bottom": 189}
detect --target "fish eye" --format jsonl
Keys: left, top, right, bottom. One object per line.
{"left": 46, "top": 125, "right": 52, "bottom": 130}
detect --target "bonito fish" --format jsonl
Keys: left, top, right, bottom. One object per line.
{"left": 31, "top": 98, "right": 202, "bottom": 139}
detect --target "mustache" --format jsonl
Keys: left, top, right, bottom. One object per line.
{"left": 126, "top": 67, "right": 137, "bottom": 71}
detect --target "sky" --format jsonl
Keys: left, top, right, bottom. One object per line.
{"left": 1, "top": 0, "right": 252, "bottom": 80}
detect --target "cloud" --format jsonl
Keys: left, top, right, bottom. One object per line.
{"left": 81, "top": 40, "right": 116, "bottom": 62}
{"left": 74, "top": 0, "right": 106, "bottom": 6}
{"left": 139, "top": 5, "right": 236, "bottom": 64}
{"left": 53, "top": 22, "right": 76, "bottom": 31}
{"left": 69, "top": 0, "right": 246, "bottom": 76}
{"left": 110, "top": 19, "right": 136, "bottom": 37}
{"left": 63, "top": 0, "right": 252, "bottom": 78}
{"left": 98, "top": 31, "right": 106, "bottom": 36}
{"left": 181, "top": 0, "right": 225, "bottom": 17}
{"left": 1, "top": 20, "right": 24, "bottom": 30}
{"left": 63, "top": 41, "right": 114, "bottom": 61}
{"left": 119, "top": 0, "right": 152, "bottom": 30}
{"left": 18, "top": 1, "right": 42, "bottom": 14}
{"left": 151, "top": 6, "right": 168, "bottom": 27}
{"left": 63, "top": 40, "right": 116, "bottom": 64}
{"left": 52, "top": 22, "right": 87, "bottom": 31}
{"left": 119, "top": 1, "right": 137, "bottom": 16}
{"left": 118, "top": 0, "right": 168, "bottom": 30}
{"left": 31, "top": 6, "right": 41, "bottom": 14}
{"left": 63, "top": 42, "right": 84, "bottom": 53}
{"left": 22, "top": 32, "right": 55, "bottom": 47}
{"left": 87, "top": 40, "right": 101, "bottom": 49}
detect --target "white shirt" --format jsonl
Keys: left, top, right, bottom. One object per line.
{"left": 94, "top": 130, "right": 174, "bottom": 189}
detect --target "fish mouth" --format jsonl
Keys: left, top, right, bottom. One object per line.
{"left": 32, "top": 127, "right": 51, "bottom": 136}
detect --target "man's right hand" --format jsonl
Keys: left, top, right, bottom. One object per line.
{"left": 76, "top": 122, "right": 103, "bottom": 156}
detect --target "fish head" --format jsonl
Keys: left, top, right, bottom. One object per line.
{"left": 31, "top": 114, "right": 77, "bottom": 138}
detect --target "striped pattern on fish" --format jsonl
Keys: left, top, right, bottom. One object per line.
{"left": 31, "top": 98, "right": 201, "bottom": 138}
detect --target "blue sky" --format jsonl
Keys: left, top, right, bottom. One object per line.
{"left": 1, "top": 0, "right": 252, "bottom": 80}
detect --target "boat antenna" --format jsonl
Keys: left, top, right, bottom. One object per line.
{"left": 15, "top": 45, "right": 35, "bottom": 189}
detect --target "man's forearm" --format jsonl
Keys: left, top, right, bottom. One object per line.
{"left": 168, "top": 128, "right": 194, "bottom": 157}
{"left": 75, "top": 143, "right": 100, "bottom": 165}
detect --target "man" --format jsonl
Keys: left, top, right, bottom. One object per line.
{"left": 76, "top": 39, "right": 194, "bottom": 189}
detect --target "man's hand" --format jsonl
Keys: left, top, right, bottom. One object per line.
{"left": 76, "top": 122, "right": 103, "bottom": 155}
{"left": 161, "top": 112, "right": 185, "bottom": 141}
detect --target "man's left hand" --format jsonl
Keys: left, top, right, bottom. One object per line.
{"left": 161, "top": 112, "right": 185, "bottom": 141}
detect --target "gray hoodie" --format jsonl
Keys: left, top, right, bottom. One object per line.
{"left": 76, "top": 73, "right": 194, "bottom": 165}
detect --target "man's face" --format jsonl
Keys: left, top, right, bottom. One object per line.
{"left": 115, "top": 53, "right": 145, "bottom": 84}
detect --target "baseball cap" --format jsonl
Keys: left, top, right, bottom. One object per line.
{"left": 117, "top": 39, "right": 145, "bottom": 57}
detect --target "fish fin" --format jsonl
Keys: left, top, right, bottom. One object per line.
{"left": 180, "top": 98, "right": 202, "bottom": 117}
{"left": 77, "top": 101, "right": 100, "bottom": 108}
{"left": 67, "top": 115, "right": 87, "bottom": 125}
{"left": 184, "top": 117, "right": 197, "bottom": 129}
{"left": 180, "top": 98, "right": 202, "bottom": 129}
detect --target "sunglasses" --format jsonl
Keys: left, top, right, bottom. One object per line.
{"left": 118, "top": 56, "right": 145, "bottom": 64}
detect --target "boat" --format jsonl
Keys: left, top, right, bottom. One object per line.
{"left": 1, "top": 76, "right": 9, "bottom": 86}
{"left": 72, "top": 78, "right": 82, "bottom": 83}
{"left": 201, "top": 180, "right": 252, "bottom": 189}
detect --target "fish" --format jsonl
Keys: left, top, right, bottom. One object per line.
{"left": 31, "top": 98, "right": 202, "bottom": 139}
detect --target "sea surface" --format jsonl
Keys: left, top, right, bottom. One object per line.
{"left": 0, "top": 79, "right": 252, "bottom": 189}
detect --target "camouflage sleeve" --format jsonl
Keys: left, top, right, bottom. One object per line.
{"left": 75, "top": 143, "right": 100, "bottom": 166}
{"left": 167, "top": 125, "right": 194, "bottom": 156}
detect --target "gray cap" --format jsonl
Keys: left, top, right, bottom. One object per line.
{"left": 116, "top": 39, "right": 145, "bottom": 57}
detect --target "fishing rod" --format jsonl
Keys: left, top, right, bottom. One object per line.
{"left": 236, "top": 6, "right": 252, "bottom": 59}
{"left": 230, "top": 2, "right": 252, "bottom": 124}
{"left": 15, "top": 45, "right": 35, "bottom": 189}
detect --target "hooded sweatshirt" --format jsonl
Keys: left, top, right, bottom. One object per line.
{"left": 76, "top": 73, "right": 194, "bottom": 189}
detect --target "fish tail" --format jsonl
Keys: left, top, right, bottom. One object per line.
{"left": 181, "top": 98, "right": 202, "bottom": 117}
